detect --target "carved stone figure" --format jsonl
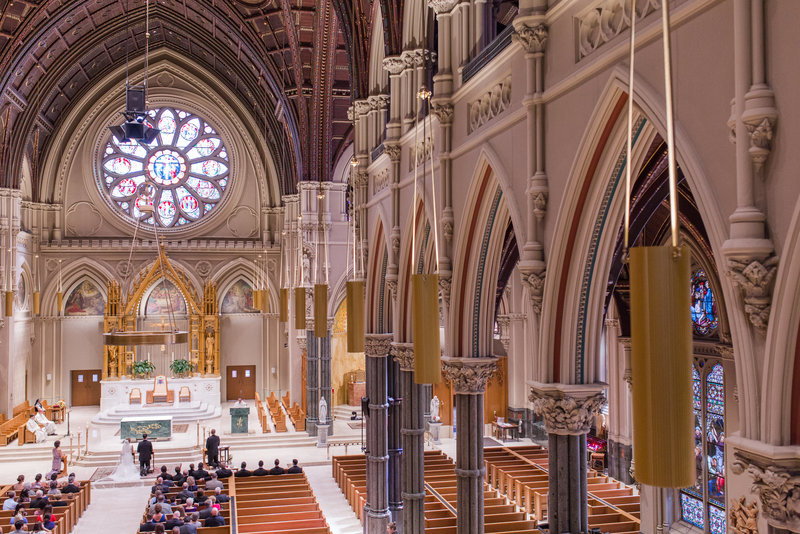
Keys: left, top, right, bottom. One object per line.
{"left": 430, "top": 395, "right": 441, "bottom": 422}
{"left": 730, "top": 495, "right": 759, "bottom": 534}
{"left": 318, "top": 397, "right": 328, "bottom": 424}
{"left": 205, "top": 332, "right": 215, "bottom": 374}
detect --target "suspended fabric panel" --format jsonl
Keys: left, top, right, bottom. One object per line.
{"left": 294, "top": 287, "right": 306, "bottom": 330}
{"left": 33, "top": 291, "right": 40, "bottom": 315}
{"left": 630, "top": 245, "right": 694, "bottom": 488}
{"left": 346, "top": 280, "right": 365, "bottom": 353}
{"left": 4, "top": 291, "right": 12, "bottom": 317}
{"left": 413, "top": 273, "right": 441, "bottom": 384}
{"left": 279, "top": 288, "right": 289, "bottom": 322}
{"left": 57, "top": 292, "right": 64, "bottom": 316}
{"left": 314, "top": 284, "right": 328, "bottom": 338}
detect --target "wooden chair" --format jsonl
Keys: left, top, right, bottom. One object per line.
{"left": 178, "top": 386, "right": 191, "bottom": 403}
{"left": 129, "top": 388, "right": 142, "bottom": 405}
{"left": 146, "top": 375, "right": 175, "bottom": 404}
{"left": 590, "top": 452, "right": 605, "bottom": 472}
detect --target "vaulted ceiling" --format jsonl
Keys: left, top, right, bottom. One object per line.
{"left": 0, "top": 0, "right": 404, "bottom": 201}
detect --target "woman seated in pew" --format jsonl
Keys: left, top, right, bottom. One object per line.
{"left": 31, "top": 474, "right": 43, "bottom": 491}
{"left": 185, "top": 476, "right": 198, "bottom": 492}
{"left": 10, "top": 504, "right": 27, "bottom": 525}
{"left": 150, "top": 504, "right": 167, "bottom": 523}
{"left": 194, "top": 488, "right": 207, "bottom": 505}
{"left": 12, "top": 475, "right": 25, "bottom": 492}
{"left": 206, "top": 495, "right": 220, "bottom": 512}
{"left": 40, "top": 513, "right": 55, "bottom": 531}
{"left": 29, "top": 521, "right": 48, "bottom": 534}
{"left": 34, "top": 504, "right": 58, "bottom": 525}
{"left": 182, "top": 498, "right": 197, "bottom": 514}
{"left": 17, "top": 489, "right": 30, "bottom": 505}
{"left": 212, "top": 487, "right": 229, "bottom": 504}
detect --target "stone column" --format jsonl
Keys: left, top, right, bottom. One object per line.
{"left": 363, "top": 333, "right": 393, "bottom": 534}
{"left": 529, "top": 383, "right": 606, "bottom": 534}
{"left": 387, "top": 349, "right": 402, "bottom": 524}
{"left": 441, "top": 356, "right": 498, "bottom": 534}
{"left": 305, "top": 321, "right": 319, "bottom": 436}
{"left": 318, "top": 318, "right": 334, "bottom": 434}
{"left": 393, "top": 342, "right": 425, "bottom": 533}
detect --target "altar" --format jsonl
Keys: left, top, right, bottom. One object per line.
{"left": 121, "top": 415, "right": 173, "bottom": 441}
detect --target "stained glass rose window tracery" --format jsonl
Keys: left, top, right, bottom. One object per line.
{"left": 101, "top": 108, "right": 230, "bottom": 228}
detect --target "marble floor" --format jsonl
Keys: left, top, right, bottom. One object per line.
{"left": 0, "top": 404, "right": 536, "bottom": 533}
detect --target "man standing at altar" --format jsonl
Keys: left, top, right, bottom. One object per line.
{"left": 137, "top": 434, "right": 153, "bottom": 476}
{"left": 205, "top": 429, "right": 220, "bottom": 468}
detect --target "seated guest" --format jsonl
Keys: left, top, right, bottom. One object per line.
{"left": 212, "top": 487, "right": 229, "bottom": 504}
{"left": 150, "top": 496, "right": 172, "bottom": 515}
{"left": 186, "top": 464, "right": 197, "bottom": 478}
{"left": 11, "top": 520, "right": 26, "bottom": 534}
{"left": 269, "top": 459, "right": 285, "bottom": 475}
{"left": 47, "top": 481, "right": 61, "bottom": 497}
{"left": 26, "top": 414, "right": 47, "bottom": 443}
{"left": 252, "top": 460, "right": 269, "bottom": 476}
{"left": 29, "top": 521, "right": 48, "bottom": 534}
{"left": 186, "top": 477, "right": 198, "bottom": 492}
{"left": 3, "top": 491, "right": 18, "bottom": 511}
{"left": 30, "top": 490, "right": 48, "bottom": 509}
{"left": 207, "top": 495, "right": 220, "bottom": 511}
{"left": 180, "top": 513, "right": 201, "bottom": 534}
{"left": 35, "top": 504, "right": 58, "bottom": 524}
{"left": 18, "top": 489, "right": 30, "bottom": 504}
{"left": 138, "top": 522, "right": 156, "bottom": 532}
{"left": 182, "top": 498, "right": 197, "bottom": 514}
{"left": 215, "top": 462, "right": 233, "bottom": 479}
{"left": 205, "top": 472, "right": 223, "bottom": 491}
{"left": 387, "top": 522, "right": 397, "bottom": 533}
{"left": 31, "top": 474, "right": 43, "bottom": 490}
{"left": 164, "top": 511, "right": 184, "bottom": 530}
{"left": 12, "top": 475, "right": 25, "bottom": 491}
{"left": 235, "top": 461, "right": 251, "bottom": 477}
{"left": 153, "top": 525, "right": 165, "bottom": 534}
{"left": 150, "top": 490, "right": 163, "bottom": 506}
{"left": 151, "top": 504, "right": 167, "bottom": 523}
{"left": 193, "top": 463, "right": 209, "bottom": 481}
{"left": 10, "top": 505, "right": 27, "bottom": 525}
{"left": 61, "top": 475, "right": 80, "bottom": 494}
{"left": 172, "top": 466, "right": 184, "bottom": 484}
{"left": 159, "top": 466, "right": 173, "bottom": 481}
{"left": 203, "top": 507, "right": 225, "bottom": 527}
{"left": 151, "top": 477, "right": 167, "bottom": 493}
{"left": 175, "top": 483, "right": 193, "bottom": 503}
{"left": 288, "top": 459, "right": 303, "bottom": 474}
{"left": 41, "top": 513, "right": 55, "bottom": 531}
{"left": 194, "top": 489, "right": 207, "bottom": 505}
{"left": 172, "top": 528, "right": 181, "bottom": 534}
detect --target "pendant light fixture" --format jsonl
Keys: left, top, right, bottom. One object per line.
{"left": 628, "top": 0, "right": 693, "bottom": 488}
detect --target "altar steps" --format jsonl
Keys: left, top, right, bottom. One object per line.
{"left": 74, "top": 444, "right": 203, "bottom": 468}
{"left": 91, "top": 400, "right": 221, "bottom": 425}
{"left": 333, "top": 405, "right": 361, "bottom": 421}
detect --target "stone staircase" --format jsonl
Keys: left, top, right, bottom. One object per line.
{"left": 91, "top": 400, "right": 221, "bottom": 425}
{"left": 333, "top": 404, "right": 361, "bottom": 421}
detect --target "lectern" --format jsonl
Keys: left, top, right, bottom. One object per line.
{"left": 230, "top": 407, "right": 249, "bottom": 434}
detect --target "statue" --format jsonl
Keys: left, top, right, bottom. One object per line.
{"left": 318, "top": 397, "right": 328, "bottom": 424}
{"left": 108, "top": 346, "right": 119, "bottom": 377}
{"left": 430, "top": 395, "right": 441, "bottom": 422}
{"left": 205, "top": 332, "right": 215, "bottom": 374}
{"left": 302, "top": 253, "right": 310, "bottom": 286}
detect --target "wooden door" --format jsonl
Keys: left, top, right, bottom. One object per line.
{"left": 226, "top": 365, "right": 256, "bottom": 400}
{"left": 71, "top": 370, "right": 102, "bottom": 406}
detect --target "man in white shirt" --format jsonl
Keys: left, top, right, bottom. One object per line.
{"left": 34, "top": 408, "right": 57, "bottom": 435}
{"left": 234, "top": 397, "right": 247, "bottom": 407}
{"left": 26, "top": 414, "right": 46, "bottom": 443}
{"left": 2, "top": 491, "right": 17, "bottom": 511}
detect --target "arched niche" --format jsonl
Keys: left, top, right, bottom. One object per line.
{"left": 220, "top": 279, "right": 258, "bottom": 314}
{"left": 64, "top": 278, "right": 106, "bottom": 316}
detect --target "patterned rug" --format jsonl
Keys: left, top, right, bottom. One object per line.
{"left": 114, "top": 424, "right": 189, "bottom": 436}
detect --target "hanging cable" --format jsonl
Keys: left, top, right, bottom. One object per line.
{"left": 623, "top": 0, "right": 637, "bottom": 257}
{"left": 661, "top": 0, "right": 679, "bottom": 250}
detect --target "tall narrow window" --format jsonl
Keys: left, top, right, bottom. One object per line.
{"left": 680, "top": 362, "right": 726, "bottom": 533}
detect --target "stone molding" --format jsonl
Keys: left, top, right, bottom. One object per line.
{"left": 373, "top": 168, "right": 391, "bottom": 195}
{"left": 431, "top": 102, "right": 454, "bottom": 126}
{"left": 409, "top": 135, "right": 433, "bottom": 172}
{"left": 576, "top": 0, "right": 661, "bottom": 60}
{"left": 296, "top": 335, "right": 307, "bottom": 351}
{"left": 441, "top": 357, "right": 497, "bottom": 395}
{"left": 438, "top": 273, "right": 451, "bottom": 309}
{"left": 391, "top": 342, "right": 415, "bottom": 372}
{"left": 732, "top": 454, "right": 799, "bottom": 531}
{"left": 427, "top": 0, "right": 459, "bottom": 14}
{"left": 382, "top": 56, "right": 405, "bottom": 75}
{"left": 513, "top": 23, "right": 548, "bottom": 54}
{"left": 468, "top": 76, "right": 512, "bottom": 134}
{"left": 528, "top": 383, "right": 607, "bottom": 435}
{"left": 364, "top": 333, "right": 394, "bottom": 358}
{"left": 384, "top": 144, "right": 401, "bottom": 162}
{"left": 729, "top": 495, "right": 759, "bottom": 534}
{"left": 727, "top": 254, "right": 779, "bottom": 336}
{"left": 520, "top": 269, "right": 545, "bottom": 315}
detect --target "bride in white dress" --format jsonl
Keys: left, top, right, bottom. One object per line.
{"left": 107, "top": 439, "right": 141, "bottom": 481}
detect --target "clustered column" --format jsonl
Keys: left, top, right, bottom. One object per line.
{"left": 529, "top": 385, "right": 606, "bottom": 534}
{"left": 318, "top": 318, "right": 333, "bottom": 433}
{"left": 363, "top": 333, "right": 393, "bottom": 534}
{"left": 393, "top": 342, "right": 425, "bottom": 533}
{"left": 441, "top": 356, "right": 498, "bottom": 534}
{"left": 387, "top": 347, "right": 402, "bottom": 522}
{"left": 305, "top": 313, "right": 319, "bottom": 436}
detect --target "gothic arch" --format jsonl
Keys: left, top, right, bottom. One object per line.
{"left": 40, "top": 258, "right": 115, "bottom": 316}
{"left": 211, "top": 258, "right": 279, "bottom": 314}
{"left": 366, "top": 215, "right": 391, "bottom": 334}
{"left": 368, "top": 5, "right": 389, "bottom": 95}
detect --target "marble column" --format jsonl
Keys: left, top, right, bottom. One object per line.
{"left": 441, "top": 356, "right": 498, "bottom": 534}
{"left": 393, "top": 342, "right": 425, "bottom": 533}
{"left": 387, "top": 349, "right": 402, "bottom": 524}
{"left": 529, "top": 383, "right": 606, "bottom": 534}
{"left": 318, "top": 318, "right": 333, "bottom": 434}
{"left": 306, "top": 322, "right": 319, "bottom": 437}
{"left": 363, "top": 333, "right": 393, "bottom": 534}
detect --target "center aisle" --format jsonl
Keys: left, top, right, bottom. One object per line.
{"left": 304, "top": 465, "right": 362, "bottom": 534}
{"left": 70, "top": 485, "right": 152, "bottom": 534}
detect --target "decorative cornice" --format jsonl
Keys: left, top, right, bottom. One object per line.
{"left": 364, "top": 333, "right": 394, "bottom": 358}
{"left": 727, "top": 254, "right": 779, "bottom": 337}
{"left": 441, "top": 357, "right": 497, "bottom": 395}
{"left": 391, "top": 342, "right": 415, "bottom": 372}
{"left": 427, "top": 0, "right": 459, "bottom": 15}
{"left": 467, "top": 76, "right": 512, "bottom": 134}
{"left": 732, "top": 455, "right": 799, "bottom": 531}
{"left": 528, "top": 384, "right": 606, "bottom": 435}
{"left": 513, "top": 23, "right": 548, "bottom": 54}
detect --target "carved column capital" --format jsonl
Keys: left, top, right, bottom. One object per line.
{"left": 364, "top": 333, "right": 394, "bottom": 358}
{"left": 391, "top": 342, "right": 415, "bottom": 372}
{"left": 520, "top": 269, "right": 546, "bottom": 315}
{"left": 427, "top": 0, "right": 459, "bottom": 14}
{"left": 513, "top": 23, "right": 548, "bottom": 54}
{"left": 726, "top": 254, "right": 779, "bottom": 336}
{"left": 383, "top": 55, "right": 406, "bottom": 75}
{"left": 438, "top": 272, "right": 452, "bottom": 309}
{"left": 528, "top": 383, "right": 606, "bottom": 435}
{"left": 732, "top": 454, "right": 799, "bottom": 531}
{"left": 384, "top": 144, "right": 401, "bottom": 162}
{"left": 441, "top": 357, "right": 497, "bottom": 395}
{"left": 296, "top": 335, "right": 307, "bottom": 352}
{"left": 431, "top": 102, "right": 454, "bottom": 125}
{"left": 354, "top": 99, "right": 372, "bottom": 117}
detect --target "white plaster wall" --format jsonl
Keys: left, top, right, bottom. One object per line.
{"left": 60, "top": 317, "right": 105, "bottom": 404}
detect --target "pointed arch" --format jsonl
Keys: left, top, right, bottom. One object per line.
{"left": 397, "top": 198, "right": 435, "bottom": 341}
{"left": 368, "top": 4, "right": 389, "bottom": 95}
{"left": 41, "top": 258, "right": 114, "bottom": 316}
{"left": 366, "top": 216, "right": 391, "bottom": 334}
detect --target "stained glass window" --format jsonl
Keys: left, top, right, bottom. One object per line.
{"left": 681, "top": 362, "right": 726, "bottom": 533}
{"left": 691, "top": 269, "right": 718, "bottom": 336}
{"left": 100, "top": 108, "right": 230, "bottom": 228}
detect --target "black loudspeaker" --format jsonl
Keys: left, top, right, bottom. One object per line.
{"left": 126, "top": 86, "right": 146, "bottom": 114}
{"left": 123, "top": 121, "right": 145, "bottom": 139}
{"left": 361, "top": 396, "right": 369, "bottom": 418}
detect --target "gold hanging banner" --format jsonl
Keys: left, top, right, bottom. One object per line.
{"left": 346, "top": 280, "right": 365, "bottom": 353}
{"left": 413, "top": 273, "right": 441, "bottom": 384}
{"left": 4, "top": 291, "right": 12, "bottom": 317}
{"left": 253, "top": 289, "right": 262, "bottom": 311}
{"left": 33, "top": 291, "right": 40, "bottom": 316}
{"left": 294, "top": 287, "right": 306, "bottom": 330}
{"left": 279, "top": 288, "right": 289, "bottom": 322}
{"left": 630, "top": 245, "right": 693, "bottom": 488}
{"left": 314, "top": 284, "right": 328, "bottom": 338}
{"left": 57, "top": 292, "right": 64, "bottom": 316}
{"left": 260, "top": 288, "right": 270, "bottom": 313}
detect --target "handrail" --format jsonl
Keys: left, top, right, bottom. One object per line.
{"left": 423, "top": 481, "right": 457, "bottom": 516}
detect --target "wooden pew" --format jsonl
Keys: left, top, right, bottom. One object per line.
{"left": 234, "top": 473, "right": 331, "bottom": 533}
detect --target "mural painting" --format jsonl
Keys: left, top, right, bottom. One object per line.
{"left": 64, "top": 279, "right": 105, "bottom": 316}
{"left": 144, "top": 280, "right": 187, "bottom": 315}
{"left": 221, "top": 279, "right": 258, "bottom": 313}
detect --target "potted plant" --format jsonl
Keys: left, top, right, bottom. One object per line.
{"left": 132, "top": 360, "right": 156, "bottom": 379}
{"left": 170, "top": 359, "right": 192, "bottom": 378}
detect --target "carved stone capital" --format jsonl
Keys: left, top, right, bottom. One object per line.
{"left": 431, "top": 102, "right": 454, "bottom": 125}
{"left": 354, "top": 99, "right": 372, "bottom": 116}
{"left": 438, "top": 273, "right": 451, "bottom": 308}
{"left": 386, "top": 276, "right": 398, "bottom": 302}
{"left": 354, "top": 171, "right": 370, "bottom": 188}
{"left": 520, "top": 269, "right": 545, "bottom": 315}
{"left": 364, "top": 333, "right": 394, "bottom": 358}
{"left": 384, "top": 144, "right": 401, "bottom": 162}
{"left": 296, "top": 335, "right": 307, "bottom": 352}
{"left": 513, "top": 23, "right": 548, "bottom": 54}
{"left": 727, "top": 254, "right": 779, "bottom": 336}
{"left": 733, "top": 455, "right": 799, "bottom": 531}
{"left": 441, "top": 357, "right": 497, "bottom": 395}
{"left": 382, "top": 55, "right": 405, "bottom": 75}
{"left": 528, "top": 383, "right": 606, "bottom": 435}
{"left": 496, "top": 315, "right": 511, "bottom": 352}
{"left": 391, "top": 342, "right": 415, "bottom": 372}
{"left": 427, "top": 0, "right": 459, "bottom": 14}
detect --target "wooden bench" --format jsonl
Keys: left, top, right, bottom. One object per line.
{"left": 0, "top": 413, "right": 27, "bottom": 445}
{"left": 12, "top": 401, "right": 31, "bottom": 417}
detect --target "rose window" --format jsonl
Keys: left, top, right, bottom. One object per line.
{"left": 100, "top": 108, "right": 230, "bottom": 228}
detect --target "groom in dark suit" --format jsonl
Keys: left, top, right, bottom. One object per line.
{"left": 137, "top": 434, "right": 153, "bottom": 476}
{"left": 205, "top": 429, "right": 220, "bottom": 468}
